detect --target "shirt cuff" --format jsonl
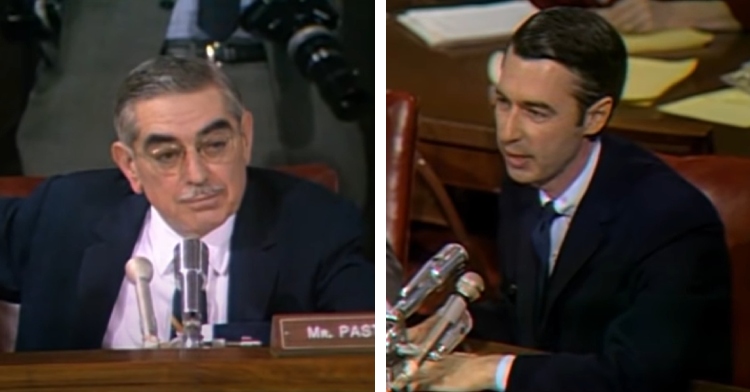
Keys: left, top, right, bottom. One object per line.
{"left": 494, "top": 355, "right": 516, "bottom": 392}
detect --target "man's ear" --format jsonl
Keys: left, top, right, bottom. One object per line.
{"left": 111, "top": 141, "right": 143, "bottom": 194}
{"left": 240, "top": 110, "right": 254, "bottom": 164}
{"left": 582, "top": 96, "right": 613, "bottom": 137}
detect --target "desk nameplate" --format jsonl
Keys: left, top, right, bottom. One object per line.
{"left": 270, "top": 312, "right": 375, "bottom": 357}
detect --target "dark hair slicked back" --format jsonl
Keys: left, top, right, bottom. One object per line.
{"left": 511, "top": 7, "right": 628, "bottom": 121}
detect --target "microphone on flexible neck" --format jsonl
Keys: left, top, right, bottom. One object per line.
{"left": 124, "top": 257, "right": 160, "bottom": 349}
{"left": 173, "top": 238, "right": 209, "bottom": 348}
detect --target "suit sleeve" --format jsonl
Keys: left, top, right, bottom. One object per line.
{"left": 314, "top": 199, "right": 376, "bottom": 312}
{"left": 468, "top": 181, "right": 517, "bottom": 343}
{"left": 506, "top": 224, "right": 731, "bottom": 392}
{"left": 0, "top": 179, "right": 53, "bottom": 302}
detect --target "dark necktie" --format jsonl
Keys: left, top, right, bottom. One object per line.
{"left": 531, "top": 201, "right": 561, "bottom": 325}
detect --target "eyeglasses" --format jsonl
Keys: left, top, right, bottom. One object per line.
{"left": 134, "top": 130, "right": 244, "bottom": 174}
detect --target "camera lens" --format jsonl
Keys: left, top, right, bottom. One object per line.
{"left": 239, "top": 0, "right": 370, "bottom": 122}
{"left": 288, "top": 26, "right": 369, "bottom": 121}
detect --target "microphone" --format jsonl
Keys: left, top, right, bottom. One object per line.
{"left": 427, "top": 272, "right": 484, "bottom": 359}
{"left": 173, "top": 238, "right": 209, "bottom": 348}
{"left": 197, "top": 0, "right": 241, "bottom": 42}
{"left": 124, "top": 257, "right": 160, "bottom": 349}
{"left": 390, "top": 244, "right": 468, "bottom": 322}
{"left": 391, "top": 272, "right": 485, "bottom": 391}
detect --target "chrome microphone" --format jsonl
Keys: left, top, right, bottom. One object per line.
{"left": 173, "top": 238, "right": 209, "bottom": 348}
{"left": 419, "top": 272, "right": 484, "bottom": 361}
{"left": 124, "top": 257, "right": 160, "bottom": 349}
{"left": 389, "top": 271, "right": 485, "bottom": 392}
{"left": 387, "top": 243, "right": 469, "bottom": 362}
{"left": 390, "top": 243, "right": 468, "bottom": 323}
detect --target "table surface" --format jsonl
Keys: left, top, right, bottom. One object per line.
{"left": 387, "top": 17, "right": 750, "bottom": 156}
{"left": 0, "top": 348, "right": 375, "bottom": 392}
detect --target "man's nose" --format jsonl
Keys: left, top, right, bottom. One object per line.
{"left": 182, "top": 149, "right": 208, "bottom": 184}
{"left": 496, "top": 108, "right": 523, "bottom": 145}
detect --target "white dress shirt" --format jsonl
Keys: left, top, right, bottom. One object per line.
{"left": 102, "top": 207, "right": 235, "bottom": 349}
{"left": 494, "top": 139, "right": 601, "bottom": 391}
{"left": 538, "top": 139, "right": 602, "bottom": 275}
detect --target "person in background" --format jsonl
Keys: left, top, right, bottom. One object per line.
{"left": 0, "top": 0, "right": 43, "bottom": 175}
{"left": 530, "top": 0, "right": 749, "bottom": 32}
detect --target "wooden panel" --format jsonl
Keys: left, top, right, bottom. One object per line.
{"left": 417, "top": 142, "right": 502, "bottom": 193}
{"left": 411, "top": 174, "right": 450, "bottom": 227}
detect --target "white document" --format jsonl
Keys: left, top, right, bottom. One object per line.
{"left": 396, "top": 1, "right": 538, "bottom": 47}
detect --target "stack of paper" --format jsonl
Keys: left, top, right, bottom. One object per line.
{"left": 658, "top": 88, "right": 750, "bottom": 128}
{"left": 397, "top": 0, "right": 714, "bottom": 53}
{"left": 396, "top": 1, "right": 537, "bottom": 48}
{"left": 487, "top": 52, "right": 698, "bottom": 106}
{"left": 622, "top": 57, "right": 699, "bottom": 106}
{"left": 622, "top": 29, "right": 715, "bottom": 55}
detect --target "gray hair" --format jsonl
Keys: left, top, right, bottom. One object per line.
{"left": 113, "top": 56, "right": 244, "bottom": 146}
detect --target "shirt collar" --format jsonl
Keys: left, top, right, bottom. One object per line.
{"left": 146, "top": 207, "right": 235, "bottom": 277}
{"left": 539, "top": 138, "right": 601, "bottom": 217}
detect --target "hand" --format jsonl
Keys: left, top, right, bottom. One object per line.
{"left": 404, "top": 353, "right": 501, "bottom": 392}
{"left": 593, "top": 0, "right": 669, "bottom": 33}
{"left": 407, "top": 313, "right": 440, "bottom": 344}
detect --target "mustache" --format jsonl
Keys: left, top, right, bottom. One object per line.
{"left": 178, "top": 184, "right": 225, "bottom": 202}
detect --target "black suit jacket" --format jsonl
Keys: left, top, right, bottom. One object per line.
{"left": 472, "top": 134, "right": 731, "bottom": 392}
{"left": 0, "top": 167, "right": 375, "bottom": 351}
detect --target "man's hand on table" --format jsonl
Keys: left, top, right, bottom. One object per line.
{"left": 406, "top": 352, "right": 503, "bottom": 392}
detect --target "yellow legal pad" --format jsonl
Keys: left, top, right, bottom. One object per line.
{"left": 657, "top": 88, "right": 750, "bottom": 128}
{"left": 487, "top": 53, "right": 698, "bottom": 105}
{"left": 622, "top": 28, "right": 715, "bottom": 54}
{"left": 622, "top": 57, "right": 699, "bottom": 103}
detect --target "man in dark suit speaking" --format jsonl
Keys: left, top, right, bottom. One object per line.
{"left": 404, "top": 7, "right": 731, "bottom": 392}
{"left": 0, "top": 56, "right": 375, "bottom": 351}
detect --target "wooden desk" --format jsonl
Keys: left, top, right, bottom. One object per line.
{"left": 0, "top": 348, "right": 374, "bottom": 391}
{"left": 387, "top": 18, "right": 750, "bottom": 197}
{"left": 462, "top": 340, "right": 748, "bottom": 392}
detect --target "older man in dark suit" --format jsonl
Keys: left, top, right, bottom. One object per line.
{"left": 405, "top": 8, "right": 731, "bottom": 392}
{"left": 0, "top": 56, "right": 374, "bottom": 351}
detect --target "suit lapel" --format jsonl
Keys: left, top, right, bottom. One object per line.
{"left": 227, "top": 170, "right": 280, "bottom": 322}
{"left": 501, "top": 184, "right": 543, "bottom": 348}
{"left": 540, "top": 198, "right": 609, "bottom": 327}
{"left": 514, "top": 202, "right": 543, "bottom": 347}
{"left": 71, "top": 194, "right": 149, "bottom": 349}
{"left": 539, "top": 136, "right": 627, "bottom": 328}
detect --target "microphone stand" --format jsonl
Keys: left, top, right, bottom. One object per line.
{"left": 172, "top": 238, "right": 210, "bottom": 349}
